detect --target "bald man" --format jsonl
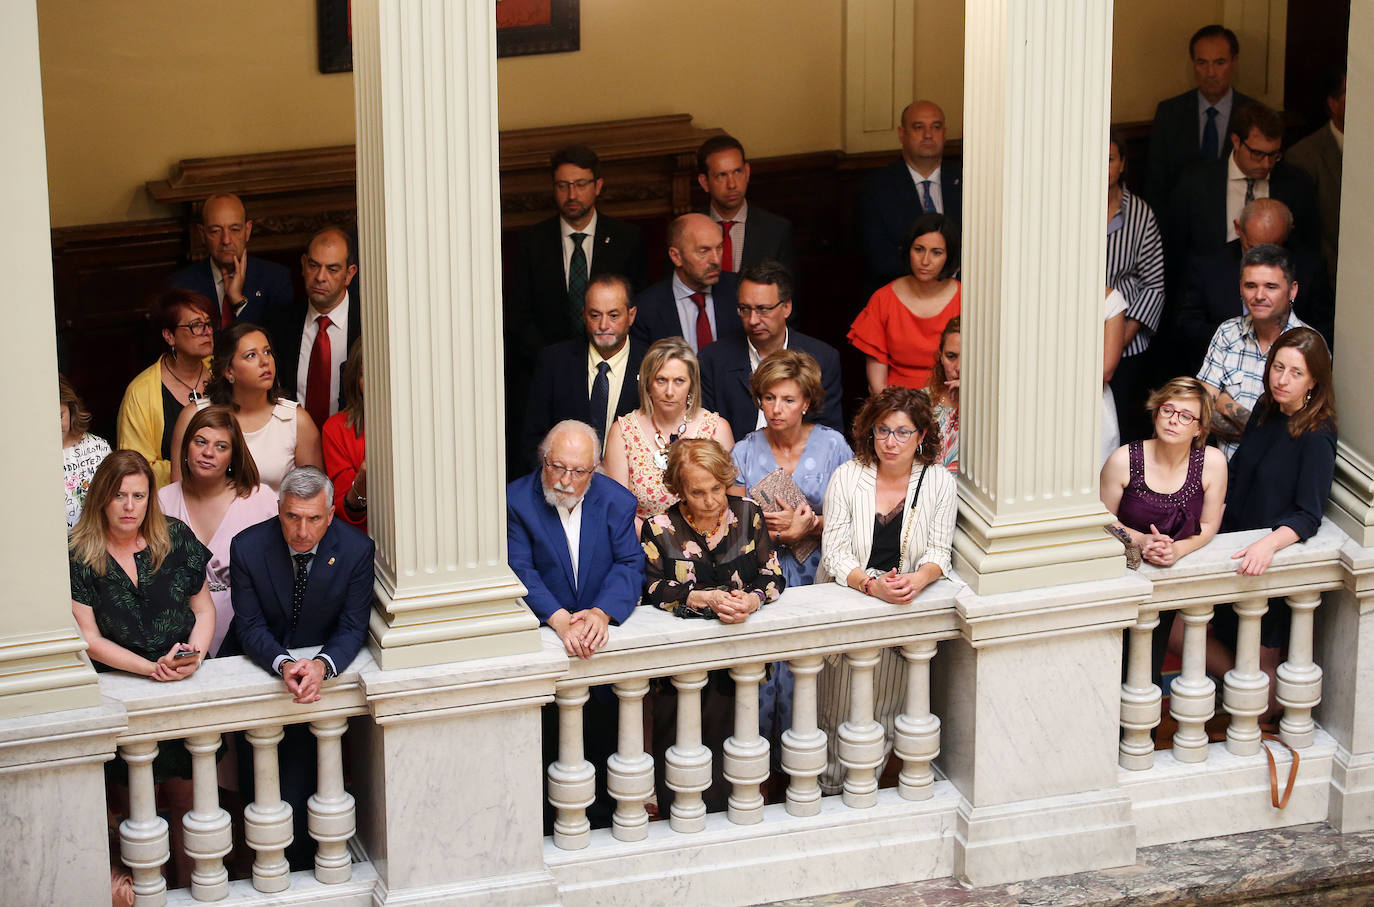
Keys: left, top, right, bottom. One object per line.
{"left": 167, "top": 192, "right": 294, "bottom": 328}
{"left": 631, "top": 213, "right": 745, "bottom": 351}
{"left": 855, "top": 100, "right": 964, "bottom": 296}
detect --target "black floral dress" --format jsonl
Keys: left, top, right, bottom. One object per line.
{"left": 640, "top": 496, "right": 786, "bottom": 618}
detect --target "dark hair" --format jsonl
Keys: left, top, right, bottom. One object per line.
{"left": 59, "top": 374, "right": 93, "bottom": 438}
{"left": 696, "top": 135, "right": 747, "bottom": 174}
{"left": 339, "top": 337, "right": 364, "bottom": 435}
{"left": 1325, "top": 63, "right": 1348, "bottom": 101}
{"left": 1230, "top": 103, "right": 1284, "bottom": 142}
{"left": 179, "top": 404, "right": 261, "bottom": 494}
{"left": 151, "top": 287, "right": 217, "bottom": 335}
{"left": 307, "top": 226, "right": 357, "bottom": 268}
{"left": 1241, "top": 242, "right": 1296, "bottom": 284}
{"left": 1108, "top": 128, "right": 1127, "bottom": 162}
{"left": 737, "top": 258, "right": 794, "bottom": 305}
{"left": 205, "top": 322, "right": 280, "bottom": 407}
{"left": 927, "top": 317, "right": 961, "bottom": 405}
{"left": 851, "top": 386, "right": 939, "bottom": 467}
{"left": 1256, "top": 327, "right": 1337, "bottom": 438}
{"left": 550, "top": 144, "right": 600, "bottom": 179}
{"left": 903, "top": 213, "right": 961, "bottom": 280}
{"left": 585, "top": 273, "right": 635, "bottom": 309}
{"left": 1189, "top": 24, "right": 1239, "bottom": 57}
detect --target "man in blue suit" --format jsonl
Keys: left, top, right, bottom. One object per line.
{"left": 227, "top": 465, "right": 375, "bottom": 869}
{"left": 508, "top": 420, "right": 643, "bottom": 829}
{"left": 631, "top": 213, "right": 744, "bottom": 352}
{"left": 167, "top": 193, "right": 294, "bottom": 329}
{"left": 855, "top": 100, "right": 962, "bottom": 297}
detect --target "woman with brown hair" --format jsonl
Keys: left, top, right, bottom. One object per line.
{"left": 158, "top": 404, "right": 277, "bottom": 656}
{"left": 923, "top": 316, "right": 960, "bottom": 472}
{"left": 322, "top": 338, "right": 368, "bottom": 531}
{"left": 60, "top": 374, "right": 112, "bottom": 529}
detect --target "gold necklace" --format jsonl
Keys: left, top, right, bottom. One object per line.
{"left": 683, "top": 504, "right": 728, "bottom": 539}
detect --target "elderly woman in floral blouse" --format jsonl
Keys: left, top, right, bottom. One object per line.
{"left": 640, "top": 438, "right": 784, "bottom": 815}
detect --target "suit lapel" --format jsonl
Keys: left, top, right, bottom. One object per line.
{"left": 852, "top": 466, "right": 877, "bottom": 566}
{"left": 533, "top": 483, "right": 577, "bottom": 595}
{"left": 266, "top": 530, "right": 296, "bottom": 626}
{"left": 574, "top": 486, "right": 607, "bottom": 601}
{"left": 304, "top": 527, "right": 340, "bottom": 612}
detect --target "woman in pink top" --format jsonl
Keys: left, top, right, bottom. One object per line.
{"left": 848, "top": 213, "right": 961, "bottom": 392}
{"left": 158, "top": 405, "right": 278, "bottom": 656}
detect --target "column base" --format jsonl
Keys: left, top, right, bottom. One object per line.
{"left": 0, "top": 628, "right": 101, "bottom": 719}
{"left": 1328, "top": 442, "right": 1374, "bottom": 548}
{"left": 953, "top": 790, "right": 1135, "bottom": 887}
{"left": 1330, "top": 745, "right": 1374, "bottom": 833}
{"left": 952, "top": 499, "right": 1125, "bottom": 596}
{"left": 368, "top": 577, "right": 542, "bottom": 670}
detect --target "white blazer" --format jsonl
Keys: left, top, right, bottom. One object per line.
{"left": 817, "top": 459, "right": 957, "bottom": 585}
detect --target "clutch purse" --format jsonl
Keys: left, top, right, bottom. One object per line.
{"left": 748, "top": 468, "right": 819, "bottom": 563}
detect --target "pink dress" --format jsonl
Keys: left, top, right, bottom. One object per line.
{"left": 619, "top": 410, "right": 723, "bottom": 521}
{"left": 158, "top": 482, "right": 279, "bottom": 656}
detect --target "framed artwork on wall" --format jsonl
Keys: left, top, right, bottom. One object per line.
{"left": 497, "top": 0, "right": 580, "bottom": 58}
{"left": 317, "top": 0, "right": 352, "bottom": 74}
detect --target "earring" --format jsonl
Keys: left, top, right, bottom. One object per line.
{"left": 169, "top": 346, "right": 178, "bottom": 363}
{"left": 802, "top": 408, "right": 808, "bottom": 415}
{"left": 686, "top": 393, "right": 693, "bottom": 408}
{"left": 1305, "top": 390, "right": 1313, "bottom": 405}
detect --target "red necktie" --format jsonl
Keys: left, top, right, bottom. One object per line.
{"left": 690, "top": 292, "right": 713, "bottom": 350}
{"left": 221, "top": 292, "right": 234, "bottom": 329}
{"left": 305, "top": 314, "right": 333, "bottom": 428}
{"left": 719, "top": 220, "right": 737, "bottom": 272}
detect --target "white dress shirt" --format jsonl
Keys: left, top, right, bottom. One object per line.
{"left": 672, "top": 273, "right": 718, "bottom": 352}
{"left": 1226, "top": 154, "right": 1270, "bottom": 241}
{"left": 747, "top": 329, "right": 789, "bottom": 430}
{"left": 905, "top": 163, "right": 945, "bottom": 213}
{"left": 709, "top": 200, "right": 748, "bottom": 272}
{"left": 557, "top": 501, "right": 583, "bottom": 586}
{"left": 560, "top": 210, "right": 598, "bottom": 288}
{"left": 296, "top": 290, "right": 350, "bottom": 418}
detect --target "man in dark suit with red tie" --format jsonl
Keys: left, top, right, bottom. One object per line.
{"left": 167, "top": 193, "right": 294, "bottom": 329}
{"left": 695, "top": 135, "right": 798, "bottom": 280}
{"left": 631, "top": 213, "right": 744, "bottom": 352}
{"left": 267, "top": 227, "right": 362, "bottom": 432}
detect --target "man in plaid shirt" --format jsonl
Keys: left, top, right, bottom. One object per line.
{"left": 1197, "top": 243, "right": 1304, "bottom": 458}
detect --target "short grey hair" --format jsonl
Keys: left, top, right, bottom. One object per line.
{"left": 537, "top": 420, "right": 602, "bottom": 467}
{"left": 279, "top": 465, "right": 334, "bottom": 510}
{"left": 1241, "top": 242, "right": 1296, "bottom": 285}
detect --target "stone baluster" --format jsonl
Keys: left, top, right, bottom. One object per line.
{"left": 118, "top": 741, "right": 169, "bottom": 906}
{"left": 723, "top": 663, "right": 769, "bottom": 825}
{"left": 309, "top": 717, "right": 356, "bottom": 882}
{"left": 1170, "top": 604, "right": 1216, "bottom": 763}
{"left": 606, "top": 678, "right": 653, "bottom": 842}
{"left": 547, "top": 685, "right": 595, "bottom": 850}
{"left": 243, "top": 725, "right": 292, "bottom": 892}
{"left": 1278, "top": 592, "right": 1324, "bottom": 748}
{"left": 893, "top": 642, "right": 940, "bottom": 800}
{"left": 664, "top": 670, "right": 712, "bottom": 832}
{"left": 780, "top": 655, "right": 827, "bottom": 817}
{"left": 1223, "top": 598, "right": 1270, "bottom": 755}
{"left": 836, "top": 648, "right": 885, "bottom": 808}
{"left": 1119, "top": 607, "right": 1163, "bottom": 770}
{"left": 182, "top": 733, "right": 231, "bottom": 900}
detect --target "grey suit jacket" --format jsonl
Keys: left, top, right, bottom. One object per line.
{"left": 1285, "top": 124, "right": 1342, "bottom": 286}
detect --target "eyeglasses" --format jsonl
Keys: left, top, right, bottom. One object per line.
{"left": 544, "top": 458, "right": 595, "bottom": 479}
{"left": 177, "top": 320, "right": 214, "bottom": 336}
{"left": 553, "top": 179, "right": 596, "bottom": 192}
{"left": 736, "top": 300, "right": 787, "bottom": 318}
{"left": 1158, "top": 404, "right": 1199, "bottom": 426}
{"left": 873, "top": 426, "right": 917, "bottom": 442}
{"left": 1239, "top": 139, "right": 1282, "bottom": 163}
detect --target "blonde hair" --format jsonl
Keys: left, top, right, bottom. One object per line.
{"left": 69, "top": 451, "right": 171, "bottom": 575}
{"left": 662, "top": 438, "right": 737, "bottom": 497}
{"left": 750, "top": 349, "right": 824, "bottom": 414}
{"left": 638, "top": 337, "right": 702, "bottom": 420}
{"left": 1145, "top": 377, "right": 1213, "bottom": 450}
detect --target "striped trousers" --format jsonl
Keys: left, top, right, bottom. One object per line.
{"left": 816, "top": 646, "right": 907, "bottom": 794}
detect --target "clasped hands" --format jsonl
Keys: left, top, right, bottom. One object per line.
{"left": 763, "top": 500, "right": 818, "bottom": 545}
{"left": 1138, "top": 523, "right": 1179, "bottom": 567}
{"left": 283, "top": 657, "right": 327, "bottom": 704}
{"left": 689, "top": 588, "right": 760, "bottom": 624}
{"left": 548, "top": 607, "right": 611, "bottom": 659}
{"left": 866, "top": 568, "right": 929, "bottom": 604}
{"left": 149, "top": 642, "right": 202, "bottom": 682}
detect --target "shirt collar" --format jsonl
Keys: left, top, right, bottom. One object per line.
{"left": 747, "top": 328, "right": 789, "bottom": 368}
{"left": 672, "top": 272, "right": 709, "bottom": 301}
{"left": 905, "top": 161, "right": 942, "bottom": 185}
{"left": 1331, "top": 120, "right": 1344, "bottom": 151}
{"left": 589, "top": 338, "right": 632, "bottom": 372}
{"left": 709, "top": 199, "right": 748, "bottom": 225}
{"left": 308, "top": 289, "right": 350, "bottom": 326}
{"left": 1199, "top": 87, "right": 1234, "bottom": 115}
{"left": 560, "top": 209, "right": 598, "bottom": 240}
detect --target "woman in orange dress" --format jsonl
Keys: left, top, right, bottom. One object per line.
{"left": 848, "top": 212, "right": 961, "bottom": 393}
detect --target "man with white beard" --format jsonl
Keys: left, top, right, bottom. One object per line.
{"left": 507, "top": 420, "right": 643, "bottom": 830}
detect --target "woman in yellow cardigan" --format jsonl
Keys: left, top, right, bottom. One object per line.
{"left": 116, "top": 289, "right": 217, "bottom": 487}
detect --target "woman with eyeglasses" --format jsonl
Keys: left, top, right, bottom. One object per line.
{"left": 815, "top": 385, "right": 956, "bottom": 794}
{"left": 117, "top": 289, "right": 218, "bottom": 488}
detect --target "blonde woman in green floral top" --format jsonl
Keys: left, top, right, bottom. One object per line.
{"left": 640, "top": 438, "right": 785, "bottom": 618}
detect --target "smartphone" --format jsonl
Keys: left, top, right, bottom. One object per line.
{"left": 174, "top": 648, "right": 198, "bottom": 659}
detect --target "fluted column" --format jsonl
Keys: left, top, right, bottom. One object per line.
{"left": 1328, "top": 0, "right": 1374, "bottom": 546}
{"left": 0, "top": 0, "right": 100, "bottom": 718}
{"left": 953, "top": 0, "right": 1123, "bottom": 594}
{"left": 352, "top": 0, "right": 539, "bottom": 669}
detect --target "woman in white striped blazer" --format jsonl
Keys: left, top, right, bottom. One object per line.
{"left": 815, "top": 386, "right": 957, "bottom": 793}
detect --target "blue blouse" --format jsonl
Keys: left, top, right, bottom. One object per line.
{"left": 732, "top": 425, "right": 853, "bottom": 587}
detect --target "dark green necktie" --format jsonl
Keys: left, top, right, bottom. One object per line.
{"left": 568, "top": 232, "right": 589, "bottom": 320}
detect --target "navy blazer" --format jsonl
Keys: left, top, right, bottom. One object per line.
{"left": 630, "top": 271, "right": 745, "bottom": 350}
{"left": 167, "top": 256, "right": 295, "bottom": 328}
{"left": 506, "top": 472, "right": 644, "bottom": 626}
{"left": 520, "top": 337, "right": 647, "bottom": 471}
{"left": 855, "top": 157, "right": 963, "bottom": 297}
{"left": 225, "top": 516, "right": 376, "bottom": 675}
{"left": 698, "top": 331, "right": 846, "bottom": 441}
{"left": 1145, "top": 88, "right": 1257, "bottom": 208}
{"left": 266, "top": 290, "right": 363, "bottom": 413}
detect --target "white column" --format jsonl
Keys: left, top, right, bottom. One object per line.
{"left": 606, "top": 678, "right": 654, "bottom": 842}
{"left": 182, "top": 733, "right": 231, "bottom": 900}
{"left": 308, "top": 717, "right": 356, "bottom": 882}
{"left": 780, "top": 655, "right": 827, "bottom": 817}
{"left": 1170, "top": 605, "right": 1216, "bottom": 763}
{"left": 1277, "top": 592, "right": 1323, "bottom": 748}
{"left": 1119, "top": 607, "right": 1162, "bottom": 770}
{"left": 664, "top": 671, "right": 711, "bottom": 833}
{"left": 352, "top": 0, "right": 541, "bottom": 670}
{"left": 547, "top": 685, "right": 594, "bottom": 850}
{"left": 242, "top": 725, "right": 292, "bottom": 893}
{"left": 119, "top": 741, "right": 169, "bottom": 906}
{"left": 953, "top": 0, "right": 1122, "bottom": 594}
{"left": 723, "top": 663, "right": 768, "bottom": 825}
{"left": 893, "top": 641, "right": 940, "bottom": 800}
{"left": 0, "top": 0, "right": 101, "bottom": 720}
{"left": 1223, "top": 598, "right": 1270, "bottom": 755}
{"left": 836, "top": 649, "right": 884, "bottom": 809}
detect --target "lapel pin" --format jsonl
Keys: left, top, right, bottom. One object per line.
{"left": 328, "top": 557, "right": 336, "bottom": 566}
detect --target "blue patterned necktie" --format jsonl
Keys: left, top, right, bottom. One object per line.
{"left": 920, "top": 180, "right": 937, "bottom": 213}
{"left": 1201, "top": 106, "right": 1220, "bottom": 160}
{"left": 290, "top": 552, "right": 313, "bottom": 634}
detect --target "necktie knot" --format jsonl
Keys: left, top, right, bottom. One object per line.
{"left": 317, "top": 314, "right": 332, "bottom": 331}
{"left": 571, "top": 232, "right": 587, "bottom": 247}
{"left": 719, "top": 220, "right": 736, "bottom": 230}
{"left": 1205, "top": 106, "right": 1219, "bottom": 120}
{"left": 293, "top": 552, "right": 314, "bottom": 575}
{"left": 689, "top": 291, "right": 707, "bottom": 312}
{"left": 596, "top": 361, "right": 610, "bottom": 377}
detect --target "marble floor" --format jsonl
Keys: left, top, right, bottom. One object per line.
{"left": 760, "top": 822, "right": 1374, "bottom": 906}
